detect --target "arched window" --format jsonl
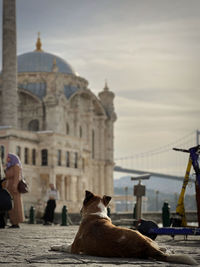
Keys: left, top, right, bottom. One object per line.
{"left": 92, "top": 130, "right": 95, "bottom": 159}
{"left": 41, "top": 149, "right": 48, "bottom": 166}
{"left": 57, "top": 150, "right": 62, "bottom": 166}
{"left": 66, "top": 123, "right": 70, "bottom": 135}
{"left": 32, "top": 149, "right": 36, "bottom": 165}
{"left": 24, "top": 147, "right": 29, "bottom": 164}
{"left": 74, "top": 152, "right": 78, "bottom": 168}
{"left": 28, "top": 119, "right": 39, "bottom": 131}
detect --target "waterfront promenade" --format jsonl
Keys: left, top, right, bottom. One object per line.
{"left": 0, "top": 223, "right": 199, "bottom": 266}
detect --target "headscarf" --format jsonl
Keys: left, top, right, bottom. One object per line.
{"left": 6, "top": 153, "right": 22, "bottom": 170}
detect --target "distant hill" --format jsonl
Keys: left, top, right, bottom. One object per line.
{"left": 113, "top": 175, "right": 197, "bottom": 211}
{"left": 114, "top": 175, "right": 195, "bottom": 195}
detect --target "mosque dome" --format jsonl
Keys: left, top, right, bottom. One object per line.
{"left": 17, "top": 35, "right": 76, "bottom": 75}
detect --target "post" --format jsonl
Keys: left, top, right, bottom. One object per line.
{"left": 155, "top": 190, "right": 159, "bottom": 211}
{"left": 124, "top": 186, "right": 128, "bottom": 211}
{"left": 134, "top": 180, "right": 146, "bottom": 220}
{"left": 131, "top": 174, "right": 150, "bottom": 221}
{"left": 136, "top": 195, "right": 142, "bottom": 219}
{"left": 196, "top": 130, "right": 200, "bottom": 145}
{"left": 61, "top": 205, "right": 68, "bottom": 226}
{"left": 162, "top": 201, "right": 171, "bottom": 227}
{"left": 29, "top": 206, "right": 35, "bottom": 224}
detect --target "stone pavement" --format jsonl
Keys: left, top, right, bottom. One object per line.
{"left": 0, "top": 223, "right": 200, "bottom": 267}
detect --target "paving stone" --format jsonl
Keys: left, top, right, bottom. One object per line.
{"left": 0, "top": 224, "right": 199, "bottom": 266}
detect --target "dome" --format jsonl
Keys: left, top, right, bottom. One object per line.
{"left": 18, "top": 51, "right": 76, "bottom": 75}
{"left": 17, "top": 35, "right": 76, "bottom": 75}
{"left": 17, "top": 35, "right": 79, "bottom": 100}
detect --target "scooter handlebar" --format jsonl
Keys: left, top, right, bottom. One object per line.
{"left": 173, "top": 148, "right": 189, "bottom": 153}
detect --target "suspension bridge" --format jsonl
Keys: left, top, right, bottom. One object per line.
{"left": 114, "top": 130, "right": 200, "bottom": 181}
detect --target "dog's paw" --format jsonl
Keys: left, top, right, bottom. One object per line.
{"left": 51, "top": 245, "right": 62, "bottom": 251}
{"left": 51, "top": 244, "right": 71, "bottom": 253}
{"left": 159, "top": 247, "right": 167, "bottom": 253}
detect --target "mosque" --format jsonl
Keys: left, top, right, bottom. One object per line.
{"left": 0, "top": 1, "right": 117, "bottom": 214}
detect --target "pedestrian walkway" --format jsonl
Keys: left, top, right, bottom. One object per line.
{"left": 0, "top": 223, "right": 199, "bottom": 266}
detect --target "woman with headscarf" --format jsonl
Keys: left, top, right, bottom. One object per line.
{"left": 5, "top": 153, "right": 24, "bottom": 228}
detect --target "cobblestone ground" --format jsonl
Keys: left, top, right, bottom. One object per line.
{"left": 0, "top": 223, "right": 199, "bottom": 267}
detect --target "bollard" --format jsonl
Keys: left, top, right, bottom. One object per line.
{"left": 29, "top": 206, "right": 35, "bottom": 224}
{"left": 162, "top": 201, "right": 171, "bottom": 227}
{"left": 133, "top": 203, "right": 136, "bottom": 219}
{"left": 61, "top": 205, "right": 68, "bottom": 226}
{"left": 107, "top": 206, "right": 111, "bottom": 217}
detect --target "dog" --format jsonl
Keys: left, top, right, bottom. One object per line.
{"left": 51, "top": 190, "right": 197, "bottom": 265}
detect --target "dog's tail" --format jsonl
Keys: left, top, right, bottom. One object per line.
{"left": 164, "top": 254, "right": 197, "bottom": 265}
{"left": 51, "top": 244, "right": 71, "bottom": 253}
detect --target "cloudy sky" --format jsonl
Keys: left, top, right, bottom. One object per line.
{"left": 0, "top": 0, "right": 199, "bottom": 176}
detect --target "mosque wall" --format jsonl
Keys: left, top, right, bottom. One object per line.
{"left": 0, "top": 33, "right": 116, "bottom": 215}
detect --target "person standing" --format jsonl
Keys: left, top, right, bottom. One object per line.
{"left": 5, "top": 153, "right": 24, "bottom": 228}
{"left": 43, "top": 183, "right": 59, "bottom": 225}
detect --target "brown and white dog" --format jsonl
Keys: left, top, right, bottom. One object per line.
{"left": 51, "top": 190, "right": 197, "bottom": 265}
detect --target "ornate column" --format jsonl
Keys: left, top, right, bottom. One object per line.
{"left": 65, "top": 176, "right": 70, "bottom": 201}
{"left": 77, "top": 176, "right": 84, "bottom": 202}
{"left": 1, "top": 0, "right": 18, "bottom": 127}
{"left": 69, "top": 176, "right": 77, "bottom": 202}
{"left": 60, "top": 175, "right": 65, "bottom": 201}
{"left": 49, "top": 170, "right": 56, "bottom": 185}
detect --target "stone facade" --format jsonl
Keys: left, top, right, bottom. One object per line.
{"left": 0, "top": 36, "right": 117, "bottom": 215}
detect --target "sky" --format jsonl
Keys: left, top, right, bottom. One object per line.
{"left": 0, "top": 0, "right": 199, "bottom": 177}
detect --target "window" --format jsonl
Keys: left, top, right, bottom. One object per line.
{"left": 41, "top": 149, "right": 48, "bottom": 166}
{"left": 79, "top": 126, "right": 82, "bottom": 138}
{"left": 74, "top": 152, "right": 78, "bottom": 168}
{"left": 28, "top": 119, "right": 39, "bottom": 131}
{"left": 32, "top": 149, "right": 36, "bottom": 165}
{"left": 57, "top": 150, "right": 62, "bottom": 166}
{"left": 0, "top": 145, "right": 5, "bottom": 164}
{"left": 66, "top": 123, "right": 70, "bottom": 135}
{"left": 92, "top": 130, "right": 95, "bottom": 159}
{"left": 16, "top": 146, "right": 21, "bottom": 159}
{"left": 66, "top": 151, "right": 70, "bottom": 167}
{"left": 24, "top": 148, "right": 29, "bottom": 164}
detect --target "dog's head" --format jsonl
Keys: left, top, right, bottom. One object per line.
{"left": 80, "top": 190, "right": 112, "bottom": 220}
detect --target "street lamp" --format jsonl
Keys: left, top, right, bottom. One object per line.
{"left": 155, "top": 190, "right": 159, "bottom": 211}
{"left": 131, "top": 174, "right": 151, "bottom": 220}
{"left": 124, "top": 186, "right": 128, "bottom": 211}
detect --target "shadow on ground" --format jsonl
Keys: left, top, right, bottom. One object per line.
{"left": 27, "top": 252, "right": 154, "bottom": 265}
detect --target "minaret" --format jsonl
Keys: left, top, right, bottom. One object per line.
{"left": 98, "top": 82, "right": 117, "bottom": 198}
{"left": 1, "top": 0, "right": 18, "bottom": 127}
{"left": 98, "top": 81, "right": 116, "bottom": 121}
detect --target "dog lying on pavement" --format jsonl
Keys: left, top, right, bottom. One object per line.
{"left": 51, "top": 190, "right": 197, "bottom": 265}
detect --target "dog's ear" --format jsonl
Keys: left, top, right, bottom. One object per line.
{"left": 103, "top": 195, "right": 112, "bottom": 206}
{"left": 83, "top": 190, "right": 94, "bottom": 205}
